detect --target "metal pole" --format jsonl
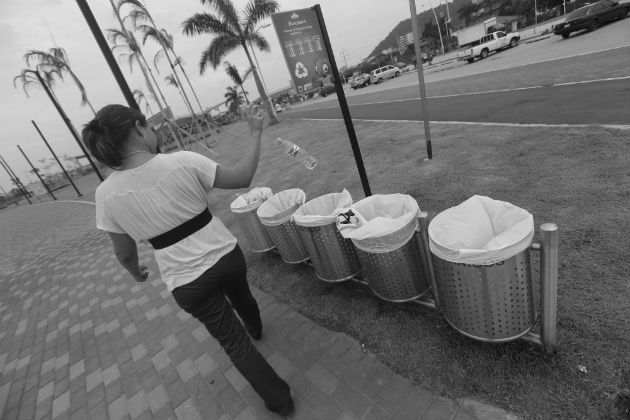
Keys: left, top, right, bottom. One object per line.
{"left": 313, "top": 4, "right": 372, "bottom": 197}
{"left": 31, "top": 120, "right": 82, "bottom": 197}
{"left": 75, "top": 0, "right": 139, "bottom": 111}
{"left": 417, "top": 212, "right": 439, "bottom": 310}
{"left": 0, "top": 158, "right": 32, "bottom": 204}
{"left": 17, "top": 145, "right": 56, "bottom": 201}
{"left": 429, "top": 1, "right": 445, "bottom": 54}
{"left": 409, "top": 0, "right": 434, "bottom": 159}
{"left": 540, "top": 223, "right": 559, "bottom": 353}
{"left": 27, "top": 70, "right": 104, "bottom": 182}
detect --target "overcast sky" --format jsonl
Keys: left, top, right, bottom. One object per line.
{"left": 0, "top": 0, "right": 437, "bottom": 191}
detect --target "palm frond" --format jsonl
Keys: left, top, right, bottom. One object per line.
{"left": 241, "top": 66, "right": 253, "bottom": 82}
{"left": 160, "top": 29, "right": 174, "bottom": 49}
{"left": 203, "top": 0, "right": 241, "bottom": 33}
{"left": 182, "top": 13, "right": 235, "bottom": 37}
{"left": 123, "top": 9, "right": 151, "bottom": 29}
{"left": 153, "top": 48, "right": 166, "bottom": 72}
{"left": 223, "top": 61, "right": 242, "bottom": 85}
{"left": 164, "top": 74, "right": 178, "bottom": 87}
{"left": 198, "top": 34, "right": 241, "bottom": 74}
{"left": 243, "top": 0, "right": 279, "bottom": 34}
{"left": 247, "top": 31, "right": 271, "bottom": 52}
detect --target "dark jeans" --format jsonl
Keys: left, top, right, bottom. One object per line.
{"left": 171, "top": 245, "right": 290, "bottom": 410}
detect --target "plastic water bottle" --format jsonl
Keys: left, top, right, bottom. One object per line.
{"left": 275, "top": 137, "right": 317, "bottom": 169}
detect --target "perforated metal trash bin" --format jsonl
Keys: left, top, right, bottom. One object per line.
{"left": 230, "top": 188, "right": 275, "bottom": 253}
{"left": 293, "top": 191, "right": 360, "bottom": 282}
{"left": 355, "top": 234, "right": 430, "bottom": 302}
{"left": 340, "top": 194, "right": 430, "bottom": 302}
{"left": 428, "top": 195, "right": 537, "bottom": 342}
{"left": 431, "top": 250, "right": 536, "bottom": 342}
{"left": 257, "top": 189, "right": 309, "bottom": 264}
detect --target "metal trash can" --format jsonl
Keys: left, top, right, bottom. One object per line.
{"left": 338, "top": 194, "right": 430, "bottom": 302}
{"left": 230, "top": 188, "right": 275, "bottom": 253}
{"left": 293, "top": 191, "right": 360, "bottom": 282}
{"left": 432, "top": 251, "right": 536, "bottom": 341}
{"left": 257, "top": 189, "right": 308, "bottom": 264}
{"left": 429, "top": 195, "right": 536, "bottom": 342}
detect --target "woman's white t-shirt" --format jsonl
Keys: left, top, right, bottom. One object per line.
{"left": 95, "top": 151, "right": 237, "bottom": 291}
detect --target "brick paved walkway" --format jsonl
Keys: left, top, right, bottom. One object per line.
{"left": 0, "top": 203, "right": 518, "bottom": 420}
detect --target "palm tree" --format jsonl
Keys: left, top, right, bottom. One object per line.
{"left": 223, "top": 61, "right": 252, "bottom": 104}
{"left": 224, "top": 86, "right": 246, "bottom": 115}
{"left": 24, "top": 47, "right": 96, "bottom": 114}
{"left": 133, "top": 88, "right": 154, "bottom": 115}
{"left": 13, "top": 68, "right": 59, "bottom": 99}
{"left": 118, "top": 0, "right": 206, "bottom": 134}
{"left": 182, "top": 0, "right": 279, "bottom": 124}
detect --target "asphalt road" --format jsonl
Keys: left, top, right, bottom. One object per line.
{"left": 284, "top": 20, "right": 630, "bottom": 126}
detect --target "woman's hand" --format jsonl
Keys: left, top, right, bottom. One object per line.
{"left": 243, "top": 105, "right": 264, "bottom": 137}
{"left": 134, "top": 265, "right": 150, "bottom": 282}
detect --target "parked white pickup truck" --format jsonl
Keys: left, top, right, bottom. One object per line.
{"left": 457, "top": 31, "right": 520, "bottom": 63}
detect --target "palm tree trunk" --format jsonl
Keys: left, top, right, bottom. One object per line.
{"left": 241, "top": 42, "right": 277, "bottom": 124}
{"left": 239, "top": 83, "right": 250, "bottom": 104}
{"left": 86, "top": 98, "right": 97, "bottom": 115}
{"left": 175, "top": 59, "right": 206, "bottom": 115}
{"left": 66, "top": 67, "right": 96, "bottom": 115}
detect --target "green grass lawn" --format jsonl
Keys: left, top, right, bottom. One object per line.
{"left": 198, "top": 117, "right": 629, "bottom": 420}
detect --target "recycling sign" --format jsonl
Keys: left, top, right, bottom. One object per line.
{"left": 272, "top": 8, "right": 332, "bottom": 94}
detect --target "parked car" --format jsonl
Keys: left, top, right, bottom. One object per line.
{"left": 553, "top": 0, "right": 629, "bottom": 38}
{"left": 369, "top": 65, "right": 401, "bottom": 84}
{"left": 457, "top": 30, "right": 520, "bottom": 63}
{"left": 350, "top": 72, "right": 370, "bottom": 89}
{"left": 319, "top": 83, "right": 336, "bottom": 97}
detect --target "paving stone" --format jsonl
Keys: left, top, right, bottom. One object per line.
{"left": 191, "top": 326, "right": 208, "bottom": 343}
{"left": 122, "top": 324, "right": 138, "bottom": 339}
{"left": 131, "top": 344, "right": 148, "bottom": 363}
{"left": 69, "top": 360, "right": 85, "bottom": 382}
{"left": 224, "top": 366, "right": 248, "bottom": 392}
{"left": 146, "top": 384, "right": 169, "bottom": 414}
{"left": 305, "top": 387, "right": 345, "bottom": 420}
{"left": 266, "top": 352, "right": 295, "bottom": 379}
{"left": 361, "top": 364, "right": 396, "bottom": 400}
{"left": 363, "top": 403, "right": 392, "bottom": 420}
{"left": 374, "top": 375, "right": 413, "bottom": 415}
{"left": 108, "top": 394, "right": 130, "bottom": 420}
{"left": 102, "top": 363, "right": 121, "bottom": 387}
{"left": 174, "top": 397, "right": 202, "bottom": 420}
{"left": 175, "top": 358, "right": 198, "bottom": 383}
{"left": 420, "top": 397, "right": 460, "bottom": 420}
{"left": 165, "top": 379, "right": 189, "bottom": 409}
{"left": 151, "top": 350, "right": 171, "bottom": 372}
{"left": 37, "top": 380, "right": 55, "bottom": 404}
{"left": 127, "top": 390, "right": 150, "bottom": 419}
{"left": 216, "top": 385, "right": 247, "bottom": 418}
{"left": 331, "top": 383, "right": 372, "bottom": 418}
{"left": 305, "top": 363, "right": 341, "bottom": 394}
{"left": 52, "top": 390, "right": 70, "bottom": 419}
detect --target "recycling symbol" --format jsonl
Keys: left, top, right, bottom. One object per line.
{"left": 294, "top": 61, "right": 308, "bottom": 79}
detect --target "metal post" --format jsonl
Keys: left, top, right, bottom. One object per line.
{"left": 313, "top": 4, "right": 372, "bottom": 197}
{"left": 32, "top": 120, "right": 82, "bottom": 197}
{"left": 540, "top": 223, "right": 559, "bottom": 353}
{"left": 75, "top": 0, "right": 139, "bottom": 111}
{"left": 428, "top": 0, "right": 445, "bottom": 54}
{"left": 0, "top": 158, "right": 32, "bottom": 204}
{"left": 27, "top": 70, "right": 104, "bottom": 182}
{"left": 409, "top": 0, "right": 434, "bottom": 159}
{"left": 17, "top": 145, "right": 56, "bottom": 201}
{"left": 417, "top": 212, "right": 440, "bottom": 310}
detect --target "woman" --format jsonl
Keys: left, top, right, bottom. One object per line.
{"left": 82, "top": 104, "right": 293, "bottom": 416}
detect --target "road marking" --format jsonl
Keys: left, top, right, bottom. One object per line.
{"left": 295, "top": 118, "right": 630, "bottom": 130}
{"left": 288, "top": 76, "right": 630, "bottom": 112}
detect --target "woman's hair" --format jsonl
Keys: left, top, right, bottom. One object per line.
{"left": 82, "top": 104, "right": 147, "bottom": 168}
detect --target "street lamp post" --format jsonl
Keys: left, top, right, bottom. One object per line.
{"left": 17, "top": 145, "right": 56, "bottom": 201}
{"left": 428, "top": 0, "right": 445, "bottom": 54}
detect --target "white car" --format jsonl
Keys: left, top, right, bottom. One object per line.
{"left": 369, "top": 65, "right": 401, "bottom": 84}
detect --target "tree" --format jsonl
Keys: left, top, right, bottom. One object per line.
{"left": 13, "top": 68, "right": 59, "bottom": 99}
{"left": 24, "top": 47, "right": 96, "bottom": 114}
{"left": 224, "top": 86, "right": 246, "bottom": 115}
{"left": 182, "top": 0, "right": 280, "bottom": 124}
{"left": 457, "top": 3, "right": 479, "bottom": 27}
{"left": 223, "top": 61, "right": 252, "bottom": 104}
{"left": 133, "top": 89, "right": 154, "bottom": 115}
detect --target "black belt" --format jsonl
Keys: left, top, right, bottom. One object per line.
{"left": 148, "top": 208, "right": 212, "bottom": 250}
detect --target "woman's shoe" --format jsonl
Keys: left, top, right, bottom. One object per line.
{"left": 267, "top": 397, "right": 295, "bottom": 417}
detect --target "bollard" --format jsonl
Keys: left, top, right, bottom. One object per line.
{"left": 540, "top": 223, "right": 559, "bottom": 353}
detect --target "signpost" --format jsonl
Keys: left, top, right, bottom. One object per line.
{"left": 272, "top": 5, "right": 372, "bottom": 197}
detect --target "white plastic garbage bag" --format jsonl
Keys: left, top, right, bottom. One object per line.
{"left": 230, "top": 187, "right": 273, "bottom": 213}
{"left": 257, "top": 188, "right": 306, "bottom": 226}
{"left": 428, "top": 195, "right": 534, "bottom": 265}
{"left": 336, "top": 194, "right": 420, "bottom": 253}
{"left": 293, "top": 189, "right": 353, "bottom": 227}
